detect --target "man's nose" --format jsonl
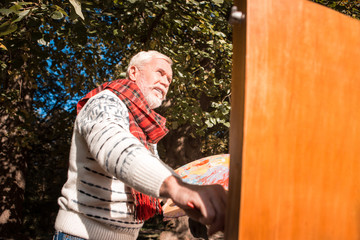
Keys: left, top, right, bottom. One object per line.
{"left": 160, "top": 76, "right": 170, "bottom": 89}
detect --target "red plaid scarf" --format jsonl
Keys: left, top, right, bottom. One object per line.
{"left": 77, "top": 79, "right": 169, "bottom": 221}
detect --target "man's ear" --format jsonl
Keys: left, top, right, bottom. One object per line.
{"left": 128, "top": 66, "right": 138, "bottom": 81}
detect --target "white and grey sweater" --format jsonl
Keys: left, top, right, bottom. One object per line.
{"left": 55, "top": 90, "right": 175, "bottom": 240}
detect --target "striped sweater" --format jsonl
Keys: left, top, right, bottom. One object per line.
{"left": 55, "top": 90, "right": 175, "bottom": 240}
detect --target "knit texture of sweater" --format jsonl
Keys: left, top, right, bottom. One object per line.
{"left": 55, "top": 90, "right": 175, "bottom": 240}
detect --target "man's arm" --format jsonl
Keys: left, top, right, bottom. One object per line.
{"left": 77, "top": 90, "right": 174, "bottom": 197}
{"left": 160, "top": 175, "right": 227, "bottom": 236}
{"left": 79, "top": 90, "right": 227, "bottom": 234}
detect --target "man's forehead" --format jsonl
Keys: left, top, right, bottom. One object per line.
{"left": 153, "top": 57, "right": 172, "bottom": 66}
{"left": 152, "top": 58, "right": 172, "bottom": 71}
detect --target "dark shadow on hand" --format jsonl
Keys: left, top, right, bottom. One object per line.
{"left": 188, "top": 218, "right": 208, "bottom": 240}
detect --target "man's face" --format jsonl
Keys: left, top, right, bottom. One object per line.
{"left": 134, "top": 58, "right": 173, "bottom": 109}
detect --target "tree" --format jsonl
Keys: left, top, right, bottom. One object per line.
{"left": 0, "top": 1, "right": 233, "bottom": 238}
{"left": 311, "top": 0, "right": 360, "bottom": 20}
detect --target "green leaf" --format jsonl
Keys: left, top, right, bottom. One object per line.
{"left": 177, "top": 70, "right": 184, "bottom": 78}
{"left": 0, "top": 41, "right": 7, "bottom": 51}
{"left": 205, "top": 119, "right": 214, "bottom": 128}
{"left": 174, "top": 19, "right": 182, "bottom": 25}
{"left": 0, "top": 60, "right": 6, "bottom": 69}
{"left": 69, "top": 0, "right": 85, "bottom": 20}
{"left": 53, "top": 5, "right": 69, "bottom": 17}
{"left": 0, "top": 23, "right": 17, "bottom": 37}
{"left": 9, "top": 4, "right": 22, "bottom": 12}
{"left": 12, "top": 9, "right": 31, "bottom": 23}
{"left": 16, "top": 2, "right": 35, "bottom": 6}
{"left": 0, "top": 21, "right": 11, "bottom": 31}
{"left": 0, "top": 8, "right": 15, "bottom": 16}
{"left": 51, "top": 10, "right": 64, "bottom": 20}
{"left": 223, "top": 122, "right": 230, "bottom": 127}
{"left": 212, "top": 0, "right": 224, "bottom": 4}
{"left": 37, "top": 38, "right": 49, "bottom": 46}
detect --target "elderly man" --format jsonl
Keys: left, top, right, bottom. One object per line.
{"left": 54, "top": 50, "right": 227, "bottom": 240}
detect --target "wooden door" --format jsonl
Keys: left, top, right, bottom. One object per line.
{"left": 225, "top": 0, "right": 360, "bottom": 239}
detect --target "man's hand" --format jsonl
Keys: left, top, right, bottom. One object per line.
{"left": 160, "top": 175, "right": 227, "bottom": 236}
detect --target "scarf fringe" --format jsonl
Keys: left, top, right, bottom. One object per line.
{"left": 131, "top": 188, "right": 162, "bottom": 221}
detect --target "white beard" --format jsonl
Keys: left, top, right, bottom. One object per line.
{"left": 143, "top": 92, "right": 162, "bottom": 109}
{"left": 137, "top": 81, "right": 163, "bottom": 109}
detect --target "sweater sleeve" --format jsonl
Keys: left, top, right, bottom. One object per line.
{"left": 76, "top": 90, "right": 174, "bottom": 198}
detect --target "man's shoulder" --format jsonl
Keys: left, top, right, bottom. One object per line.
{"left": 78, "top": 89, "right": 128, "bottom": 117}
{"left": 90, "top": 88, "right": 117, "bottom": 99}
{"left": 87, "top": 89, "right": 124, "bottom": 106}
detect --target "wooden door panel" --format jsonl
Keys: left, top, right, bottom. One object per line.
{"left": 226, "top": 0, "right": 360, "bottom": 239}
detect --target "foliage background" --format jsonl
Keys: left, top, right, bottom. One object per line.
{"left": 0, "top": 0, "right": 358, "bottom": 239}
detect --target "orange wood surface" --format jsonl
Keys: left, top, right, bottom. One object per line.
{"left": 226, "top": 0, "right": 360, "bottom": 239}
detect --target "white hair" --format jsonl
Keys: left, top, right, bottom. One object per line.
{"left": 126, "top": 50, "right": 173, "bottom": 79}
